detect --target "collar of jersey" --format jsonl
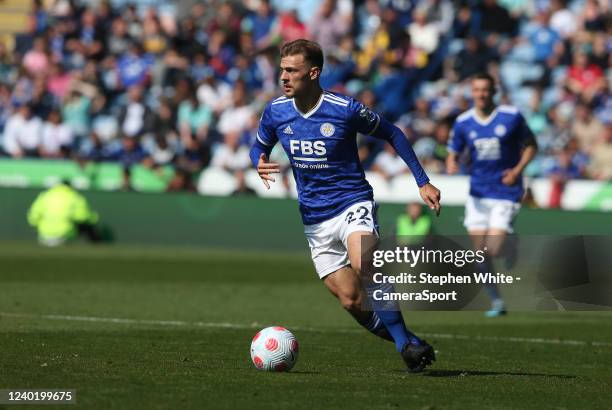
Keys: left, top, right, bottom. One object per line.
{"left": 292, "top": 92, "right": 325, "bottom": 119}
{"left": 472, "top": 107, "right": 499, "bottom": 126}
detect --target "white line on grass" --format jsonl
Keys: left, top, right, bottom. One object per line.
{"left": 1, "top": 312, "right": 610, "bottom": 347}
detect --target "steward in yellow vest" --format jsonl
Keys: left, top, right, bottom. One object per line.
{"left": 396, "top": 202, "right": 432, "bottom": 246}
{"left": 27, "top": 182, "right": 100, "bottom": 246}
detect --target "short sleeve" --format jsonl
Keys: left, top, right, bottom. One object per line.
{"left": 256, "top": 103, "right": 278, "bottom": 147}
{"left": 448, "top": 121, "right": 466, "bottom": 153}
{"left": 515, "top": 112, "right": 534, "bottom": 144}
{"left": 347, "top": 98, "right": 381, "bottom": 136}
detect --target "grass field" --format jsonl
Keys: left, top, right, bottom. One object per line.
{"left": 1, "top": 242, "right": 611, "bottom": 409}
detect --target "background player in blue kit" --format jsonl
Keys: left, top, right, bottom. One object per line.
{"left": 446, "top": 72, "right": 538, "bottom": 317}
{"left": 250, "top": 39, "right": 441, "bottom": 372}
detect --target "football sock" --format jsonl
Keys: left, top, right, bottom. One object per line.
{"left": 365, "top": 282, "right": 421, "bottom": 351}
{"left": 476, "top": 259, "right": 502, "bottom": 303}
{"left": 375, "top": 309, "right": 421, "bottom": 352}
{"left": 357, "top": 311, "right": 393, "bottom": 342}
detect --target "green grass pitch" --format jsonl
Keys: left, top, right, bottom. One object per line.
{"left": 1, "top": 243, "right": 610, "bottom": 409}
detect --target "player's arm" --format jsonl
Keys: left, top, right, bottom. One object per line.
{"left": 502, "top": 134, "right": 537, "bottom": 186}
{"left": 502, "top": 116, "right": 538, "bottom": 186}
{"left": 249, "top": 104, "right": 280, "bottom": 190}
{"left": 446, "top": 123, "right": 465, "bottom": 175}
{"left": 371, "top": 117, "right": 441, "bottom": 215}
{"left": 250, "top": 139, "right": 279, "bottom": 189}
{"left": 446, "top": 151, "right": 460, "bottom": 175}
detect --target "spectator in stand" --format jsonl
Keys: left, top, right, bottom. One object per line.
{"left": 550, "top": 0, "right": 578, "bottom": 40}
{"left": 119, "top": 85, "right": 153, "bottom": 138}
{"left": 566, "top": 48, "right": 605, "bottom": 102}
{"left": 272, "top": 10, "right": 308, "bottom": 43}
{"left": 117, "top": 135, "right": 148, "bottom": 191}
{"left": 40, "top": 109, "right": 73, "bottom": 158}
{"left": 3, "top": 103, "right": 42, "bottom": 158}
{"left": 475, "top": 0, "right": 517, "bottom": 37}
{"left": 217, "top": 80, "right": 255, "bottom": 136}
{"left": 408, "top": 7, "right": 440, "bottom": 56}
{"left": 118, "top": 42, "right": 154, "bottom": 88}
{"left": 142, "top": 10, "right": 168, "bottom": 56}
{"left": 211, "top": 131, "right": 253, "bottom": 195}
{"left": 580, "top": 0, "right": 607, "bottom": 33}
{"left": 196, "top": 73, "right": 233, "bottom": 116}
{"left": 371, "top": 142, "right": 410, "bottom": 181}
{"left": 572, "top": 100, "right": 605, "bottom": 155}
{"left": 177, "top": 92, "right": 212, "bottom": 143}
{"left": 73, "top": 8, "right": 105, "bottom": 61}
{"left": 528, "top": 10, "right": 562, "bottom": 64}
{"left": 61, "top": 90, "right": 91, "bottom": 140}
{"left": 46, "top": 63, "right": 73, "bottom": 102}
{"left": 242, "top": 0, "right": 277, "bottom": 48}
{"left": 545, "top": 144, "right": 586, "bottom": 208}
{"left": 23, "top": 37, "right": 49, "bottom": 77}
{"left": 587, "top": 124, "right": 612, "bottom": 180}
{"left": 107, "top": 17, "right": 133, "bottom": 57}
{"left": 30, "top": 76, "right": 55, "bottom": 119}
{"left": 308, "top": 0, "right": 350, "bottom": 55}
{"left": 453, "top": 35, "right": 494, "bottom": 81}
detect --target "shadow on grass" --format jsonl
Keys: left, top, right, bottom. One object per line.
{"left": 419, "top": 369, "right": 576, "bottom": 379}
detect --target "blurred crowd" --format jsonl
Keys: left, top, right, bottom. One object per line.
{"left": 0, "top": 0, "right": 610, "bottom": 193}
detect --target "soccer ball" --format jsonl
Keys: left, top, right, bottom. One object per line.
{"left": 250, "top": 326, "right": 299, "bottom": 372}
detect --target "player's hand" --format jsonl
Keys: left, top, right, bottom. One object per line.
{"left": 257, "top": 153, "right": 280, "bottom": 189}
{"left": 445, "top": 156, "right": 459, "bottom": 175}
{"left": 502, "top": 168, "right": 520, "bottom": 186}
{"left": 419, "top": 183, "right": 441, "bottom": 216}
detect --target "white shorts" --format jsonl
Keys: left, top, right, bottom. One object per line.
{"left": 464, "top": 196, "right": 521, "bottom": 233}
{"left": 304, "top": 201, "right": 378, "bottom": 279}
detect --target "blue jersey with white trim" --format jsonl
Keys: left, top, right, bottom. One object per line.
{"left": 257, "top": 91, "right": 380, "bottom": 225}
{"left": 448, "top": 105, "right": 533, "bottom": 202}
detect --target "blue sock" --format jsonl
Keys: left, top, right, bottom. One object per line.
{"left": 366, "top": 283, "right": 421, "bottom": 351}
{"left": 358, "top": 311, "right": 392, "bottom": 341}
{"left": 476, "top": 260, "right": 502, "bottom": 302}
{"left": 375, "top": 309, "right": 421, "bottom": 352}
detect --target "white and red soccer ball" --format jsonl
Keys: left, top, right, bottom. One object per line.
{"left": 250, "top": 326, "right": 299, "bottom": 372}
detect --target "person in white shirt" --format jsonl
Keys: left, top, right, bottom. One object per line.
{"left": 211, "top": 130, "right": 253, "bottom": 195}
{"left": 408, "top": 7, "right": 440, "bottom": 55}
{"left": 3, "top": 104, "right": 43, "bottom": 158}
{"left": 371, "top": 142, "right": 410, "bottom": 180}
{"left": 216, "top": 81, "right": 255, "bottom": 136}
{"left": 40, "top": 109, "right": 74, "bottom": 158}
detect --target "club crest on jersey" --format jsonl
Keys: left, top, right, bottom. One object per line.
{"left": 469, "top": 131, "right": 478, "bottom": 139}
{"left": 320, "top": 122, "right": 335, "bottom": 137}
{"left": 494, "top": 124, "right": 507, "bottom": 137}
{"left": 358, "top": 106, "right": 376, "bottom": 123}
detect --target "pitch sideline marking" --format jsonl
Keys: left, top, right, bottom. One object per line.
{"left": 1, "top": 312, "right": 610, "bottom": 347}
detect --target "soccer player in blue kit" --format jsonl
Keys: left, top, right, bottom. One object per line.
{"left": 446, "top": 72, "right": 537, "bottom": 317}
{"left": 250, "top": 39, "right": 441, "bottom": 372}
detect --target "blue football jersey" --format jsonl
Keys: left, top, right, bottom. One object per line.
{"left": 448, "top": 105, "right": 534, "bottom": 202}
{"left": 257, "top": 91, "right": 381, "bottom": 225}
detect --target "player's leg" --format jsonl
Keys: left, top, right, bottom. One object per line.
{"left": 481, "top": 200, "right": 521, "bottom": 316}
{"left": 345, "top": 231, "right": 420, "bottom": 350}
{"left": 305, "top": 213, "right": 391, "bottom": 342}
{"left": 346, "top": 230, "right": 435, "bottom": 372}
{"left": 465, "top": 196, "right": 505, "bottom": 314}
{"left": 322, "top": 266, "right": 392, "bottom": 341}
